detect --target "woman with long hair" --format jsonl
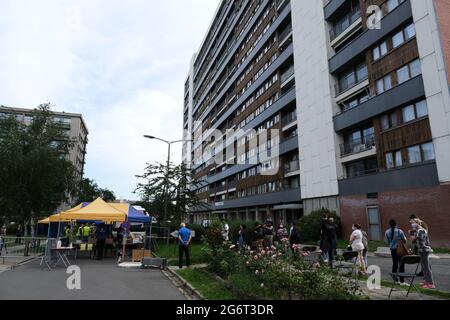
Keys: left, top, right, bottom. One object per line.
{"left": 385, "top": 219, "right": 408, "bottom": 285}
{"left": 350, "top": 223, "right": 367, "bottom": 275}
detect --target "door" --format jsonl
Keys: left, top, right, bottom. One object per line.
{"left": 367, "top": 206, "right": 381, "bottom": 241}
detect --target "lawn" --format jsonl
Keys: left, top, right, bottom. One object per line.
{"left": 152, "top": 240, "right": 207, "bottom": 266}
{"left": 176, "top": 268, "right": 236, "bottom": 300}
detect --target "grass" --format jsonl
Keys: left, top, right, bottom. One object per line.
{"left": 176, "top": 268, "right": 236, "bottom": 300}
{"left": 152, "top": 240, "right": 207, "bottom": 266}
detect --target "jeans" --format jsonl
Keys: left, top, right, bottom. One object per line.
{"left": 391, "top": 249, "right": 405, "bottom": 283}
{"left": 264, "top": 235, "right": 273, "bottom": 249}
{"left": 179, "top": 245, "right": 190, "bottom": 268}
{"left": 419, "top": 251, "right": 434, "bottom": 285}
{"left": 96, "top": 239, "right": 105, "bottom": 260}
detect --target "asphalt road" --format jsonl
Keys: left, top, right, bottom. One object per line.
{"left": 367, "top": 255, "right": 450, "bottom": 292}
{"left": 0, "top": 258, "right": 186, "bottom": 300}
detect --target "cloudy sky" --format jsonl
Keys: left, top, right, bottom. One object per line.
{"left": 0, "top": 0, "right": 220, "bottom": 200}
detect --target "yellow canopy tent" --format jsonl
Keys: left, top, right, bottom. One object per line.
{"left": 58, "top": 197, "right": 127, "bottom": 223}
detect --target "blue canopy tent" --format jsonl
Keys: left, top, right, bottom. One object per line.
{"left": 127, "top": 205, "right": 151, "bottom": 223}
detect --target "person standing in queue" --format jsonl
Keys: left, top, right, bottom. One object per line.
{"left": 178, "top": 223, "right": 192, "bottom": 269}
{"left": 95, "top": 223, "right": 107, "bottom": 260}
{"left": 82, "top": 224, "right": 90, "bottom": 243}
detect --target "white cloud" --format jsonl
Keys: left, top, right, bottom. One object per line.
{"left": 0, "top": 0, "right": 221, "bottom": 198}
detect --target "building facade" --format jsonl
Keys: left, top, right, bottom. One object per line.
{"left": 0, "top": 106, "right": 89, "bottom": 210}
{"left": 183, "top": 0, "right": 450, "bottom": 247}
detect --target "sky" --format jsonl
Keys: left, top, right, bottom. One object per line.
{"left": 0, "top": 0, "right": 221, "bottom": 200}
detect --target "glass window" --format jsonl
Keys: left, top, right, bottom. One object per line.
{"left": 409, "top": 59, "right": 421, "bottom": 77}
{"left": 408, "top": 145, "right": 422, "bottom": 164}
{"left": 380, "top": 42, "right": 388, "bottom": 56}
{"left": 384, "top": 75, "right": 392, "bottom": 91}
{"left": 373, "top": 47, "right": 380, "bottom": 61}
{"left": 357, "top": 64, "right": 368, "bottom": 81}
{"left": 393, "top": 30, "right": 405, "bottom": 48}
{"left": 390, "top": 113, "right": 398, "bottom": 127}
{"left": 376, "top": 79, "right": 384, "bottom": 94}
{"left": 381, "top": 115, "right": 390, "bottom": 130}
{"left": 386, "top": 0, "right": 398, "bottom": 12}
{"left": 402, "top": 105, "right": 416, "bottom": 123}
{"left": 405, "top": 24, "right": 416, "bottom": 40}
{"left": 386, "top": 153, "right": 394, "bottom": 169}
{"left": 421, "top": 142, "right": 435, "bottom": 161}
{"left": 395, "top": 150, "right": 403, "bottom": 167}
{"left": 416, "top": 100, "right": 428, "bottom": 118}
{"left": 397, "top": 65, "right": 410, "bottom": 84}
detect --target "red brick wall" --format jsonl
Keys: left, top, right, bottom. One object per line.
{"left": 435, "top": 0, "right": 450, "bottom": 84}
{"left": 340, "top": 184, "right": 450, "bottom": 248}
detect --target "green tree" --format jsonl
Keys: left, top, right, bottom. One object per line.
{"left": 0, "top": 103, "right": 78, "bottom": 235}
{"left": 135, "top": 162, "right": 207, "bottom": 225}
{"left": 77, "top": 178, "right": 116, "bottom": 202}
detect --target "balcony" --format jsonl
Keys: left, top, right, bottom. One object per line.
{"left": 279, "top": 25, "right": 293, "bottom": 48}
{"left": 340, "top": 134, "right": 375, "bottom": 157}
{"left": 280, "top": 64, "right": 295, "bottom": 87}
{"left": 329, "top": 0, "right": 413, "bottom": 74}
{"left": 329, "top": 6, "right": 361, "bottom": 42}
{"left": 324, "top": 0, "right": 348, "bottom": 21}
{"left": 282, "top": 111, "right": 297, "bottom": 131}
{"left": 338, "top": 162, "right": 439, "bottom": 196}
{"left": 334, "top": 75, "right": 425, "bottom": 132}
{"left": 284, "top": 160, "right": 300, "bottom": 177}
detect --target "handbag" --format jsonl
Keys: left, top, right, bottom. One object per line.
{"left": 396, "top": 230, "right": 411, "bottom": 257}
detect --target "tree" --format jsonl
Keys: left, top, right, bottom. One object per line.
{"left": 0, "top": 103, "right": 78, "bottom": 235}
{"left": 135, "top": 162, "right": 207, "bottom": 225}
{"left": 77, "top": 178, "right": 116, "bottom": 202}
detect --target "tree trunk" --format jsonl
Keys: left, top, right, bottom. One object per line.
{"left": 24, "top": 220, "right": 30, "bottom": 237}
{"left": 30, "top": 212, "right": 35, "bottom": 238}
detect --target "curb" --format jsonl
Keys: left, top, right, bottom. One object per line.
{"left": 165, "top": 267, "right": 205, "bottom": 300}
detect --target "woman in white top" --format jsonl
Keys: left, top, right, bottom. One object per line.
{"left": 349, "top": 224, "right": 367, "bottom": 274}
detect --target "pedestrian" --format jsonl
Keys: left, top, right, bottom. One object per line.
{"left": 0, "top": 225, "right": 8, "bottom": 255}
{"left": 82, "top": 224, "right": 90, "bottom": 243}
{"left": 409, "top": 214, "right": 428, "bottom": 231}
{"left": 276, "top": 223, "right": 289, "bottom": 245}
{"left": 178, "top": 223, "right": 192, "bottom": 269}
{"left": 252, "top": 222, "right": 264, "bottom": 250}
{"left": 319, "top": 214, "right": 329, "bottom": 262}
{"left": 410, "top": 219, "right": 435, "bottom": 289}
{"left": 385, "top": 219, "right": 408, "bottom": 285}
{"left": 221, "top": 219, "right": 230, "bottom": 242}
{"left": 15, "top": 225, "right": 23, "bottom": 245}
{"left": 289, "top": 221, "right": 300, "bottom": 252}
{"left": 350, "top": 224, "right": 367, "bottom": 275}
{"left": 237, "top": 224, "right": 246, "bottom": 250}
{"left": 361, "top": 228, "right": 369, "bottom": 268}
{"left": 263, "top": 217, "right": 274, "bottom": 249}
{"left": 324, "top": 217, "right": 338, "bottom": 268}
{"left": 95, "top": 223, "right": 107, "bottom": 260}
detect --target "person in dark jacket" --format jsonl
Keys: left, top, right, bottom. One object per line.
{"left": 95, "top": 224, "right": 107, "bottom": 260}
{"left": 289, "top": 222, "right": 300, "bottom": 253}
{"left": 323, "top": 218, "right": 337, "bottom": 268}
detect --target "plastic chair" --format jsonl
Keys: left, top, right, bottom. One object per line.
{"left": 388, "top": 255, "right": 422, "bottom": 300}
{"left": 334, "top": 251, "right": 359, "bottom": 285}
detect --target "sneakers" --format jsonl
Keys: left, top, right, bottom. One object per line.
{"left": 421, "top": 283, "right": 436, "bottom": 289}
{"left": 400, "top": 282, "right": 410, "bottom": 287}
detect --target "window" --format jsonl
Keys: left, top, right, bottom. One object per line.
{"left": 421, "top": 142, "right": 435, "bottom": 161}
{"left": 416, "top": 100, "right": 428, "bottom": 118}
{"left": 405, "top": 23, "right": 416, "bottom": 40}
{"left": 408, "top": 145, "right": 421, "bottom": 164}
{"left": 373, "top": 41, "right": 387, "bottom": 61}
{"left": 409, "top": 59, "right": 421, "bottom": 78}
{"left": 386, "top": 152, "right": 394, "bottom": 169}
{"left": 338, "top": 62, "right": 367, "bottom": 93}
{"left": 395, "top": 150, "right": 403, "bottom": 167}
{"left": 397, "top": 65, "right": 410, "bottom": 84}
{"left": 392, "top": 30, "right": 405, "bottom": 48}
{"left": 402, "top": 105, "right": 415, "bottom": 123}
{"left": 376, "top": 75, "right": 392, "bottom": 94}
{"left": 386, "top": 150, "right": 403, "bottom": 169}
{"left": 381, "top": 115, "right": 390, "bottom": 130}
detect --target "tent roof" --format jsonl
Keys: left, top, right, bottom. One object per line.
{"left": 109, "top": 203, "right": 151, "bottom": 223}
{"left": 59, "top": 197, "right": 127, "bottom": 222}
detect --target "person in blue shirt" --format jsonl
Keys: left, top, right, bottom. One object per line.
{"left": 178, "top": 223, "right": 192, "bottom": 269}
{"left": 385, "top": 219, "right": 407, "bottom": 285}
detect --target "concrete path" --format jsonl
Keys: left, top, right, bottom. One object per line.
{"left": 0, "top": 258, "right": 187, "bottom": 300}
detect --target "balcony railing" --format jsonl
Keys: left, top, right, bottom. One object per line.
{"left": 329, "top": 5, "right": 361, "bottom": 41}
{"left": 340, "top": 134, "right": 375, "bottom": 156}
{"left": 282, "top": 112, "right": 297, "bottom": 127}
{"left": 335, "top": 75, "right": 368, "bottom": 96}
{"left": 279, "top": 25, "right": 293, "bottom": 44}
{"left": 280, "top": 65, "right": 295, "bottom": 84}
{"left": 284, "top": 160, "right": 300, "bottom": 174}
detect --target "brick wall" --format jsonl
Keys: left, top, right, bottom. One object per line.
{"left": 435, "top": 0, "right": 450, "bottom": 85}
{"left": 340, "top": 184, "right": 450, "bottom": 248}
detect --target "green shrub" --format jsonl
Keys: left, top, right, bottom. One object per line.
{"left": 188, "top": 223, "right": 205, "bottom": 243}
{"left": 297, "top": 208, "right": 341, "bottom": 242}
{"left": 227, "top": 220, "right": 260, "bottom": 245}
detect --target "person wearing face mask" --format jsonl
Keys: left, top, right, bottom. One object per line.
{"left": 410, "top": 219, "right": 435, "bottom": 289}
{"left": 385, "top": 219, "right": 408, "bottom": 286}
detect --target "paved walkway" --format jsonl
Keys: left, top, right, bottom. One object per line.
{"left": 0, "top": 258, "right": 186, "bottom": 300}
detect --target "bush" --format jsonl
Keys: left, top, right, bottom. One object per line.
{"left": 296, "top": 208, "right": 341, "bottom": 242}
{"left": 227, "top": 220, "right": 260, "bottom": 245}
{"left": 188, "top": 223, "right": 205, "bottom": 243}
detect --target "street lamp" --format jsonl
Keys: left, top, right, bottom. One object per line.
{"left": 143, "top": 135, "right": 191, "bottom": 225}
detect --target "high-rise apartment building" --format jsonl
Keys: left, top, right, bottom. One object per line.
{"left": 183, "top": 0, "right": 450, "bottom": 246}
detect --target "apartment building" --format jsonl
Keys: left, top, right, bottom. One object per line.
{"left": 183, "top": 0, "right": 450, "bottom": 246}
{"left": 182, "top": 0, "right": 301, "bottom": 226}
{"left": 293, "top": 0, "right": 450, "bottom": 247}
{"left": 0, "top": 106, "right": 89, "bottom": 181}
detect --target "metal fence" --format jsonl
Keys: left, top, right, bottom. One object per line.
{"left": 0, "top": 236, "right": 50, "bottom": 264}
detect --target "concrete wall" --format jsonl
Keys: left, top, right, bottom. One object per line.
{"left": 340, "top": 184, "right": 450, "bottom": 248}
{"left": 434, "top": 0, "right": 450, "bottom": 86}
{"left": 291, "top": 0, "right": 340, "bottom": 208}
{"left": 412, "top": 0, "right": 450, "bottom": 183}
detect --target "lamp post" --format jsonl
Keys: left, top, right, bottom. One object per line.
{"left": 143, "top": 135, "right": 191, "bottom": 225}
